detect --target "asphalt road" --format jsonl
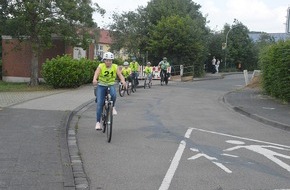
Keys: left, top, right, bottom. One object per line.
{"left": 76, "top": 74, "right": 290, "bottom": 190}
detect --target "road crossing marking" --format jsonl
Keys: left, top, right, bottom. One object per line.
{"left": 159, "top": 127, "right": 290, "bottom": 190}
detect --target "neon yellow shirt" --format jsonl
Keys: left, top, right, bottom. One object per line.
{"left": 121, "top": 67, "right": 131, "bottom": 78}
{"left": 98, "top": 63, "right": 117, "bottom": 86}
{"left": 144, "top": 66, "right": 152, "bottom": 74}
{"left": 159, "top": 61, "right": 170, "bottom": 70}
{"left": 130, "top": 61, "right": 139, "bottom": 72}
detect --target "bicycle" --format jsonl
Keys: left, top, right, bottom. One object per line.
{"left": 94, "top": 86, "right": 113, "bottom": 143}
{"left": 144, "top": 74, "right": 152, "bottom": 89}
{"left": 119, "top": 80, "right": 131, "bottom": 96}
{"left": 131, "top": 72, "right": 138, "bottom": 92}
{"left": 160, "top": 70, "right": 168, "bottom": 86}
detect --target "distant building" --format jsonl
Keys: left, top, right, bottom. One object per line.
{"left": 95, "top": 29, "right": 128, "bottom": 60}
{"left": 249, "top": 6, "right": 290, "bottom": 42}
{"left": 248, "top": 32, "right": 290, "bottom": 42}
{"left": 286, "top": 6, "right": 290, "bottom": 33}
{"left": 95, "top": 29, "right": 112, "bottom": 59}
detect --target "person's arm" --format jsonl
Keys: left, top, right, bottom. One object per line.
{"left": 92, "top": 67, "right": 101, "bottom": 85}
{"left": 117, "top": 68, "right": 126, "bottom": 86}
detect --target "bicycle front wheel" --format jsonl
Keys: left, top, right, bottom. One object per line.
{"left": 148, "top": 79, "right": 152, "bottom": 88}
{"left": 160, "top": 74, "right": 164, "bottom": 86}
{"left": 132, "top": 80, "right": 136, "bottom": 93}
{"left": 165, "top": 75, "right": 168, "bottom": 85}
{"left": 119, "top": 84, "right": 125, "bottom": 97}
{"left": 106, "top": 105, "right": 113, "bottom": 143}
{"left": 144, "top": 79, "right": 147, "bottom": 89}
{"left": 127, "top": 82, "right": 132, "bottom": 95}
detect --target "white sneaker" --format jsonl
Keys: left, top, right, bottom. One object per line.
{"left": 113, "top": 107, "right": 117, "bottom": 115}
{"left": 95, "top": 122, "right": 102, "bottom": 130}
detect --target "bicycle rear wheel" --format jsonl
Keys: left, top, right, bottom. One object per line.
{"left": 106, "top": 105, "right": 113, "bottom": 142}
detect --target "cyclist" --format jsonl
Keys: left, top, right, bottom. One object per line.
{"left": 158, "top": 57, "right": 170, "bottom": 81}
{"left": 92, "top": 52, "right": 126, "bottom": 130}
{"left": 129, "top": 57, "right": 139, "bottom": 85}
{"left": 144, "top": 61, "right": 153, "bottom": 83}
{"left": 121, "top": 61, "right": 132, "bottom": 84}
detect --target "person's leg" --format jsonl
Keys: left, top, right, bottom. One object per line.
{"left": 96, "top": 85, "right": 106, "bottom": 122}
{"left": 109, "top": 85, "right": 118, "bottom": 115}
{"left": 109, "top": 85, "right": 117, "bottom": 107}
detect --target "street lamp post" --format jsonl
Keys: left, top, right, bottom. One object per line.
{"left": 223, "top": 25, "right": 241, "bottom": 69}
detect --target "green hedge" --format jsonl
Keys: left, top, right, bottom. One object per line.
{"left": 259, "top": 40, "right": 290, "bottom": 102}
{"left": 42, "top": 55, "right": 99, "bottom": 88}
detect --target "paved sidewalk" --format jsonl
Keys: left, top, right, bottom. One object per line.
{"left": 0, "top": 85, "right": 94, "bottom": 190}
{"left": 223, "top": 87, "right": 290, "bottom": 130}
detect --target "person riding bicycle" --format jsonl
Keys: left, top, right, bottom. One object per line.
{"left": 129, "top": 57, "right": 139, "bottom": 85}
{"left": 144, "top": 62, "right": 153, "bottom": 82}
{"left": 158, "top": 57, "right": 170, "bottom": 80}
{"left": 121, "top": 61, "right": 132, "bottom": 84}
{"left": 92, "top": 52, "right": 126, "bottom": 130}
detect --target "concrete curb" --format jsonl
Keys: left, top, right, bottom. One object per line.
{"left": 65, "top": 99, "right": 95, "bottom": 190}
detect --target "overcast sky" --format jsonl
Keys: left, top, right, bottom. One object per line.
{"left": 93, "top": 0, "right": 290, "bottom": 33}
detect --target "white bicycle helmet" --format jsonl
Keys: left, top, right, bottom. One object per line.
{"left": 123, "top": 61, "right": 129, "bottom": 66}
{"left": 103, "top": 52, "right": 114, "bottom": 60}
{"left": 147, "top": 62, "right": 151, "bottom": 65}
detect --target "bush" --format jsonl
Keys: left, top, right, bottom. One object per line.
{"left": 259, "top": 40, "right": 290, "bottom": 102}
{"left": 42, "top": 55, "right": 99, "bottom": 88}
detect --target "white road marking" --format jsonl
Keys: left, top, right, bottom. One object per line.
{"left": 212, "top": 161, "right": 232, "bottom": 173}
{"left": 262, "top": 107, "right": 275, "bottom": 110}
{"left": 188, "top": 149, "right": 232, "bottom": 174}
{"left": 159, "top": 128, "right": 193, "bottom": 190}
{"left": 190, "top": 127, "right": 290, "bottom": 149}
{"left": 225, "top": 140, "right": 290, "bottom": 172}
{"left": 221, "top": 153, "right": 239, "bottom": 158}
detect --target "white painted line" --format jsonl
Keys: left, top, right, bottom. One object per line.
{"left": 221, "top": 153, "right": 239, "bottom": 158}
{"left": 159, "top": 128, "right": 193, "bottom": 190}
{"left": 190, "top": 127, "right": 290, "bottom": 149}
{"left": 262, "top": 107, "right": 275, "bottom": 110}
{"left": 212, "top": 161, "right": 232, "bottom": 173}
{"left": 185, "top": 128, "right": 193, "bottom": 138}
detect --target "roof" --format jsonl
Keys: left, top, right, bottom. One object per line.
{"left": 99, "top": 29, "right": 112, "bottom": 44}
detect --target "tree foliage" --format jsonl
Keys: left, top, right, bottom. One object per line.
{"left": 0, "top": 0, "right": 103, "bottom": 85}
{"left": 110, "top": 0, "right": 209, "bottom": 76}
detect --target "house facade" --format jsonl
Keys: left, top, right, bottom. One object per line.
{"left": 2, "top": 35, "right": 95, "bottom": 82}
{"left": 1, "top": 28, "right": 129, "bottom": 82}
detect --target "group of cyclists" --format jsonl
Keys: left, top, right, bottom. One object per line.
{"left": 92, "top": 52, "right": 170, "bottom": 130}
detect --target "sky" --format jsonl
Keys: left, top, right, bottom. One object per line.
{"left": 92, "top": 0, "right": 290, "bottom": 33}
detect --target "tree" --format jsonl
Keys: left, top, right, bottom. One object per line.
{"left": 148, "top": 15, "right": 205, "bottom": 69}
{"left": 223, "top": 20, "right": 258, "bottom": 70}
{"left": 1, "top": 0, "right": 104, "bottom": 85}
{"left": 110, "top": 0, "right": 209, "bottom": 76}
